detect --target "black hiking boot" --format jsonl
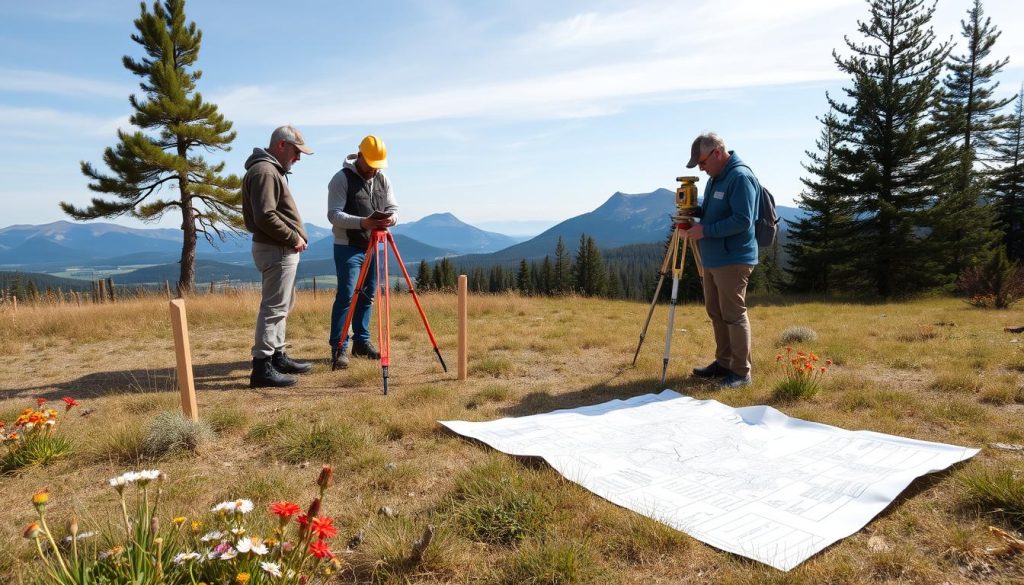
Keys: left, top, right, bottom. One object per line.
{"left": 272, "top": 350, "right": 313, "bottom": 374}
{"left": 331, "top": 347, "right": 350, "bottom": 370}
{"left": 249, "top": 357, "right": 297, "bottom": 388}
{"left": 691, "top": 361, "right": 730, "bottom": 378}
{"left": 352, "top": 341, "right": 381, "bottom": 360}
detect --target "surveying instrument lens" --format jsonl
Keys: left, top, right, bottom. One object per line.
{"left": 631, "top": 175, "right": 704, "bottom": 384}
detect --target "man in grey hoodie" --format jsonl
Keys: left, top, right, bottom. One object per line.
{"left": 327, "top": 135, "right": 399, "bottom": 368}
{"left": 241, "top": 125, "right": 314, "bottom": 388}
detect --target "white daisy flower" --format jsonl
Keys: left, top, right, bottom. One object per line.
{"left": 136, "top": 469, "right": 161, "bottom": 484}
{"left": 230, "top": 527, "right": 246, "bottom": 536}
{"left": 219, "top": 548, "right": 238, "bottom": 561}
{"left": 62, "top": 531, "right": 97, "bottom": 544}
{"left": 261, "top": 561, "right": 283, "bottom": 578}
{"left": 200, "top": 530, "right": 225, "bottom": 542}
{"left": 235, "top": 499, "right": 254, "bottom": 514}
{"left": 235, "top": 537, "right": 268, "bottom": 556}
{"left": 211, "top": 501, "right": 234, "bottom": 513}
{"left": 172, "top": 552, "right": 201, "bottom": 565}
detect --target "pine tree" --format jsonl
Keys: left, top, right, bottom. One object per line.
{"left": 60, "top": 0, "right": 241, "bottom": 294}
{"left": 516, "top": 259, "right": 532, "bottom": 294}
{"left": 540, "top": 256, "right": 554, "bottom": 296}
{"left": 929, "top": 0, "right": 1011, "bottom": 279}
{"left": 439, "top": 258, "right": 457, "bottom": 289}
{"left": 786, "top": 110, "right": 861, "bottom": 293}
{"left": 828, "top": 0, "right": 952, "bottom": 296}
{"left": 553, "top": 236, "right": 573, "bottom": 294}
{"left": 993, "top": 90, "right": 1024, "bottom": 260}
{"left": 574, "top": 234, "right": 607, "bottom": 296}
{"left": 415, "top": 260, "right": 431, "bottom": 291}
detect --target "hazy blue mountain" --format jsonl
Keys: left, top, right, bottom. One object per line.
{"left": 305, "top": 233, "right": 455, "bottom": 262}
{"left": 447, "top": 189, "right": 803, "bottom": 269}
{"left": 390, "top": 213, "right": 519, "bottom": 254}
{"left": 473, "top": 219, "right": 557, "bottom": 238}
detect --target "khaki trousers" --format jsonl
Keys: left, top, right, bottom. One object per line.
{"left": 702, "top": 264, "right": 754, "bottom": 377}
{"left": 251, "top": 242, "right": 300, "bottom": 359}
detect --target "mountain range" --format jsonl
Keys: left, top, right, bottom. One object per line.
{"left": 0, "top": 190, "right": 802, "bottom": 283}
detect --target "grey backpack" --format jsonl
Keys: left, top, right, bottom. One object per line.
{"left": 735, "top": 163, "right": 779, "bottom": 248}
{"left": 755, "top": 186, "right": 780, "bottom": 248}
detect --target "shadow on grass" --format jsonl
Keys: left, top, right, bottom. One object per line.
{"left": 496, "top": 368, "right": 715, "bottom": 418}
{"left": 2, "top": 360, "right": 250, "bottom": 399}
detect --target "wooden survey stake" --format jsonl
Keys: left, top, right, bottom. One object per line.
{"left": 169, "top": 299, "right": 198, "bottom": 421}
{"left": 458, "top": 275, "right": 468, "bottom": 381}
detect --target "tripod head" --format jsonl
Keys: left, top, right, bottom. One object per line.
{"left": 674, "top": 176, "right": 700, "bottom": 222}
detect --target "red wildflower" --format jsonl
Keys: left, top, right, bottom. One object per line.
{"left": 36, "top": 398, "right": 46, "bottom": 407}
{"left": 61, "top": 397, "right": 78, "bottom": 411}
{"left": 296, "top": 514, "right": 310, "bottom": 528}
{"left": 308, "top": 539, "right": 333, "bottom": 559}
{"left": 270, "top": 501, "right": 301, "bottom": 519}
{"left": 310, "top": 516, "right": 337, "bottom": 539}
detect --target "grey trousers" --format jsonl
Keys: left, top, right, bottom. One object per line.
{"left": 251, "top": 242, "right": 300, "bottom": 359}
{"left": 702, "top": 264, "right": 754, "bottom": 377}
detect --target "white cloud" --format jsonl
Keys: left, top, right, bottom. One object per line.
{"left": 0, "top": 105, "right": 131, "bottom": 137}
{"left": 0, "top": 68, "right": 130, "bottom": 98}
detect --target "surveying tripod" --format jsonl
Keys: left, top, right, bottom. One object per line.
{"left": 631, "top": 176, "right": 703, "bottom": 385}
{"left": 331, "top": 229, "right": 448, "bottom": 394}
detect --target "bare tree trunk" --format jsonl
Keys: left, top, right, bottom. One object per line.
{"left": 179, "top": 198, "right": 197, "bottom": 295}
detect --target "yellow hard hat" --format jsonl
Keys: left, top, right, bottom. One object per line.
{"left": 358, "top": 135, "right": 388, "bottom": 169}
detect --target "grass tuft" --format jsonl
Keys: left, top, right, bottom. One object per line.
{"left": 771, "top": 378, "right": 819, "bottom": 402}
{"left": 471, "top": 356, "right": 515, "bottom": 378}
{"left": 779, "top": 326, "right": 817, "bottom": 344}
{"left": 205, "top": 405, "right": 249, "bottom": 434}
{"left": 0, "top": 434, "right": 73, "bottom": 472}
{"left": 959, "top": 465, "right": 1024, "bottom": 529}
{"left": 494, "top": 539, "right": 601, "bottom": 585}
{"left": 273, "top": 420, "right": 363, "bottom": 464}
{"left": 141, "top": 411, "right": 214, "bottom": 457}
{"left": 448, "top": 458, "right": 550, "bottom": 545}
{"left": 348, "top": 517, "right": 465, "bottom": 584}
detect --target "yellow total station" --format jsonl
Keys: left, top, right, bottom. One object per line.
{"left": 674, "top": 176, "right": 700, "bottom": 219}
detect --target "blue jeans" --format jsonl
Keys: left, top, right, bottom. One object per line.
{"left": 330, "top": 243, "right": 377, "bottom": 351}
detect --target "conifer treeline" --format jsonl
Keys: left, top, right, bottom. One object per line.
{"left": 785, "top": 0, "right": 1023, "bottom": 297}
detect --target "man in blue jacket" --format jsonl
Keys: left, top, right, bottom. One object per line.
{"left": 683, "top": 132, "right": 759, "bottom": 388}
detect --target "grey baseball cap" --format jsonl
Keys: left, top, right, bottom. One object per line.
{"left": 270, "top": 125, "right": 314, "bottom": 155}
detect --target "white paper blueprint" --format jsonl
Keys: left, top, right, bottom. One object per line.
{"left": 440, "top": 390, "right": 979, "bottom": 571}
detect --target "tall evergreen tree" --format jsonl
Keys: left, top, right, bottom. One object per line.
{"left": 540, "top": 256, "right": 554, "bottom": 296}
{"left": 574, "top": 234, "right": 607, "bottom": 296}
{"left": 415, "top": 260, "right": 431, "bottom": 291}
{"left": 786, "top": 110, "right": 860, "bottom": 293}
{"left": 993, "top": 89, "right": 1024, "bottom": 260}
{"left": 828, "top": 0, "right": 952, "bottom": 296}
{"left": 553, "top": 236, "right": 573, "bottom": 294}
{"left": 516, "top": 259, "right": 532, "bottom": 294}
{"left": 60, "top": 0, "right": 241, "bottom": 294}
{"left": 929, "top": 0, "right": 1011, "bottom": 279}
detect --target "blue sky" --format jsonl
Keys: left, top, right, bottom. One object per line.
{"left": 2, "top": 0, "right": 1023, "bottom": 235}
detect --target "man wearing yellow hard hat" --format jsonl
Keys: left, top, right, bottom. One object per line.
{"left": 326, "top": 135, "right": 399, "bottom": 368}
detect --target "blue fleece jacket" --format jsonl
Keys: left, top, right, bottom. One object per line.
{"left": 697, "top": 151, "right": 759, "bottom": 268}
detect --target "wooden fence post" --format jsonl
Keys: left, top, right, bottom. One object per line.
{"left": 107, "top": 277, "right": 116, "bottom": 303}
{"left": 458, "top": 274, "right": 468, "bottom": 381}
{"left": 312, "top": 276, "right": 317, "bottom": 301}
{"left": 73, "top": 291, "right": 81, "bottom": 307}
{"left": 11, "top": 295, "right": 16, "bottom": 314}
{"left": 168, "top": 299, "right": 199, "bottom": 422}
{"left": 97, "top": 279, "right": 106, "bottom": 304}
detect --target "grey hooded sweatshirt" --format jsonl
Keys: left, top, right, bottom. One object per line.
{"left": 326, "top": 154, "right": 399, "bottom": 246}
{"left": 241, "top": 148, "right": 308, "bottom": 247}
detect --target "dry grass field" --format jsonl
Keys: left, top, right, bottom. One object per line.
{"left": 0, "top": 290, "right": 1023, "bottom": 583}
